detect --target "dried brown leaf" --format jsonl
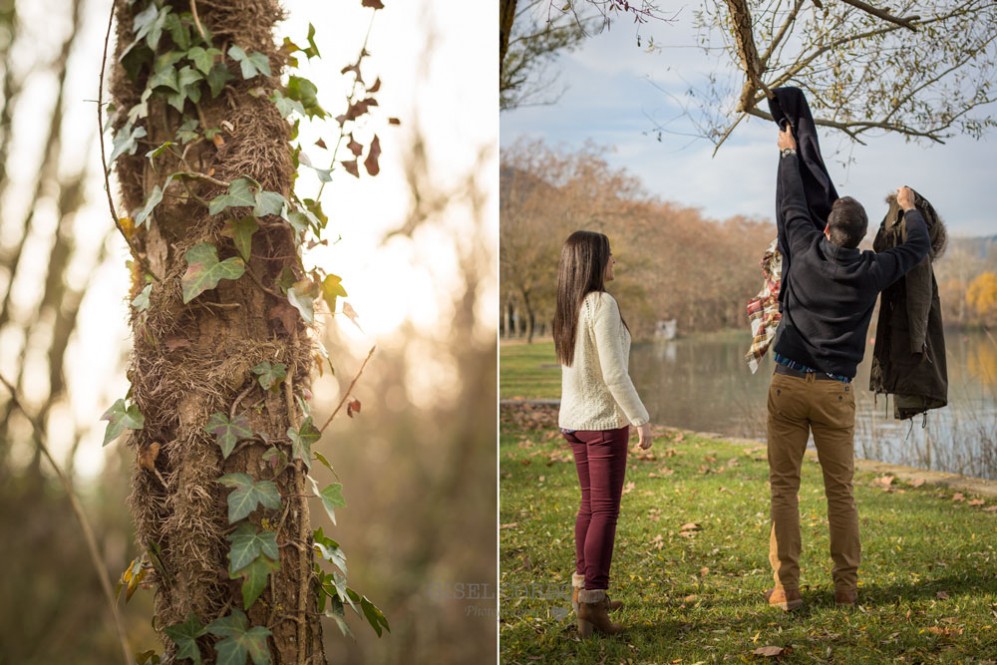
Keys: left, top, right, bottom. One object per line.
{"left": 753, "top": 645, "right": 791, "bottom": 657}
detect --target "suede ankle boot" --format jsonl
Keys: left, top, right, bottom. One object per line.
{"left": 572, "top": 574, "right": 623, "bottom": 615}
{"left": 577, "top": 589, "right": 623, "bottom": 636}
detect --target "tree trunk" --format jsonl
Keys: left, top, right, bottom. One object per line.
{"left": 110, "top": 0, "right": 324, "bottom": 661}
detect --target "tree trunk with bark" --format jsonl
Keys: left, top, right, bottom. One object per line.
{"left": 109, "top": 0, "right": 324, "bottom": 661}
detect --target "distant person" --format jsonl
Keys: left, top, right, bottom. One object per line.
{"left": 765, "top": 126, "right": 931, "bottom": 611}
{"left": 553, "top": 230, "right": 653, "bottom": 636}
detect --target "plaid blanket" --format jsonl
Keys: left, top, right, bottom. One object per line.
{"left": 745, "top": 238, "right": 782, "bottom": 373}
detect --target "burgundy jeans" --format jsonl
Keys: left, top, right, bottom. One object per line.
{"left": 564, "top": 426, "right": 630, "bottom": 591}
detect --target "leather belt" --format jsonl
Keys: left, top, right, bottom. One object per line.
{"left": 774, "top": 363, "right": 850, "bottom": 383}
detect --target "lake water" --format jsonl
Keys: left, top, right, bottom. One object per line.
{"left": 630, "top": 329, "right": 997, "bottom": 480}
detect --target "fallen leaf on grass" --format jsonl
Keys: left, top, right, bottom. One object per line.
{"left": 500, "top": 523, "right": 518, "bottom": 529}
{"left": 635, "top": 451, "right": 656, "bottom": 461}
{"left": 936, "top": 591, "right": 950, "bottom": 600}
{"left": 926, "top": 625, "right": 963, "bottom": 637}
{"left": 968, "top": 499, "right": 986, "bottom": 507}
{"left": 911, "top": 478, "right": 926, "bottom": 488}
{"left": 622, "top": 481, "right": 636, "bottom": 495}
{"left": 648, "top": 466, "right": 675, "bottom": 479}
{"left": 650, "top": 534, "right": 664, "bottom": 551}
{"left": 952, "top": 492, "right": 965, "bottom": 502}
{"left": 874, "top": 475, "right": 895, "bottom": 490}
{"left": 753, "top": 645, "right": 792, "bottom": 658}
{"left": 682, "top": 594, "right": 699, "bottom": 604}
{"left": 679, "top": 522, "right": 702, "bottom": 538}
{"left": 699, "top": 567, "right": 710, "bottom": 577}
{"left": 984, "top": 505, "right": 997, "bottom": 513}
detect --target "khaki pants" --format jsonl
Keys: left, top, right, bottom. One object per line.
{"left": 766, "top": 372, "right": 860, "bottom": 594}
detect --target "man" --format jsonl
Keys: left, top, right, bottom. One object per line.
{"left": 765, "top": 126, "right": 931, "bottom": 610}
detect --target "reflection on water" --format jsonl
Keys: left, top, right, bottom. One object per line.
{"left": 630, "top": 330, "right": 997, "bottom": 480}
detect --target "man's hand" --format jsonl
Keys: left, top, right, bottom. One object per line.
{"left": 897, "top": 186, "right": 916, "bottom": 212}
{"left": 778, "top": 126, "right": 797, "bottom": 152}
{"left": 636, "top": 422, "right": 653, "bottom": 450}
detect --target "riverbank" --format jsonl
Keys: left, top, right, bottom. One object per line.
{"left": 501, "top": 337, "right": 997, "bottom": 480}
{"left": 499, "top": 401, "right": 997, "bottom": 663}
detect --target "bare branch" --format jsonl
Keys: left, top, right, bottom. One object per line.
{"left": 839, "top": 0, "right": 919, "bottom": 32}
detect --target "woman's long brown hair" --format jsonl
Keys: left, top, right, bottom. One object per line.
{"left": 553, "top": 231, "right": 612, "bottom": 366}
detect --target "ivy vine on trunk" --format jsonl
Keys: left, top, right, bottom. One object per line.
{"left": 104, "top": 0, "right": 389, "bottom": 662}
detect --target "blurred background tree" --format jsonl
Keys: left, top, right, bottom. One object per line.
{"left": 0, "top": 0, "right": 496, "bottom": 663}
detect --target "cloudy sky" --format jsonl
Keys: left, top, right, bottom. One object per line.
{"left": 501, "top": 4, "right": 996, "bottom": 237}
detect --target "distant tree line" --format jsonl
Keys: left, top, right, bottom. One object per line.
{"left": 500, "top": 139, "right": 774, "bottom": 341}
{"left": 501, "top": 140, "right": 997, "bottom": 342}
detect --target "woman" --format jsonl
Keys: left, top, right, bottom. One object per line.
{"left": 553, "top": 230, "right": 653, "bottom": 637}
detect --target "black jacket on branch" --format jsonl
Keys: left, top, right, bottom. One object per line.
{"left": 767, "top": 87, "right": 839, "bottom": 299}
{"left": 772, "top": 153, "right": 932, "bottom": 379}
{"left": 869, "top": 191, "right": 948, "bottom": 419}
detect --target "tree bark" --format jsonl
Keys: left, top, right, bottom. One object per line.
{"left": 110, "top": 0, "right": 323, "bottom": 661}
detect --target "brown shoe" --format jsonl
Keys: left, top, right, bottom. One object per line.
{"left": 577, "top": 589, "right": 623, "bottom": 636}
{"left": 834, "top": 588, "right": 857, "bottom": 607}
{"left": 765, "top": 587, "right": 803, "bottom": 611}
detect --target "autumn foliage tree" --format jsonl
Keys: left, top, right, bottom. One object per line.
{"left": 966, "top": 272, "right": 997, "bottom": 327}
{"left": 500, "top": 139, "right": 773, "bottom": 339}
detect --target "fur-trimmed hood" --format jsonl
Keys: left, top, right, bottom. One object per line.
{"left": 874, "top": 189, "right": 947, "bottom": 260}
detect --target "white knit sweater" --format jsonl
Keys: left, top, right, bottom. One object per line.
{"left": 558, "top": 291, "right": 650, "bottom": 431}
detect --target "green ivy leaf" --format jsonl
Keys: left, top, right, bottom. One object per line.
{"left": 206, "top": 62, "right": 234, "bottom": 98}
{"left": 309, "top": 476, "right": 345, "bottom": 526}
{"left": 313, "top": 451, "right": 335, "bottom": 473}
{"left": 226, "top": 216, "right": 259, "bottom": 261}
{"left": 286, "top": 76, "right": 325, "bottom": 118}
{"left": 101, "top": 398, "right": 144, "bottom": 446}
{"left": 287, "top": 417, "right": 319, "bottom": 467}
{"left": 262, "top": 446, "right": 289, "bottom": 476}
{"left": 287, "top": 279, "right": 319, "bottom": 323}
{"left": 204, "top": 412, "right": 252, "bottom": 460}
{"left": 321, "top": 274, "right": 348, "bottom": 314}
{"left": 209, "top": 178, "right": 257, "bottom": 216}
{"left": 360, "top": 595, "right": 390, "bottom": 637}
{"left": 254, "top": 190, "right": 285, "bottom": 218}
{"left": 148, "top": 62, "right": 180, "bottom": 93}
{"left": 303, "top": 198, "right": 328, "bottom": 230}
{"left": 176, "top": 117, "right": 200, "bottom": 143}
{"left": 271, "top": 90, "right": 305, "bottom": 119}
{"left": 132, "top": 283, "right": 152, "bottom": 312}
{"left": 232, "top": 554, "right": 279, "bottom": 610}
{"left": 134, "top": 181, "right": 164, "bottom": 228}
{"left": 286, "top": 211, "right": 310, "bottom": 234}
{"left": 110, "top": 122, "right": 147, "bottom": 162}
{"left": 145, "top": 140, "right": 174, "bottom": 162}
{"left": 164, "top": 12, "right": 191, "bottom": 51}
{"left": 227, "top": 524, "right": 279, "bottom": 574}
{"left": 313, "top": 526, "right": 347, "bottom": 575}
{"left": 187, "top": 46, "right": 222, "bottom": 75}
{"left": 164, "top": 614, "right": 206, "bottom": 665}
{"left": 324, "top": 595, "right": 354, "bottom": 638}
{"left": 207, "top": 609, "right": 272, "bottom": 665}
{"left": 181, "top": 242, "right": 246, "bottom": 304}
{"left": 228, "top": 45, "right": 272, "bottom": 79}
{"left": 127, "top": 88, "right": 153, "bottom": 124}
{"left": 251, "top": 361, "right": 286, "bottom": 391}
{"left": 218, "top": 473, "right": 282, "bottom": 524}
{"left": 171, "top": 65, "right": 205, "bottom": 109}
{"left": 304, "top": 23, "right": 320, "bottom": 59}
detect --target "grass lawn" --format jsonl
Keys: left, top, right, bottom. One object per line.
{"left": 500, "top": 340, "right": 560, "bottom": 401}
{"left": 500, "top": 402, "right": 997, "bottom": 664}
